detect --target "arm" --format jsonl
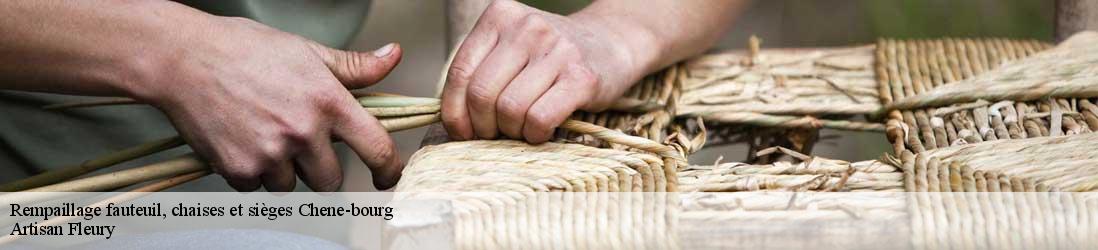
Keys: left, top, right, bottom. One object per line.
{"left": 0, "top": 0, "right": 406, "bottom": 191}
{"left": 441, "top": 0, "right": 748, "bottom": 143}
{"left": 572, "top": 0, "right": 748, "bottom": 85}
{"left": 1056, "top": 0, "right": 1098, "bottom": 42}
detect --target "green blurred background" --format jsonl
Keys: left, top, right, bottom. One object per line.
{"left": 523, "top": 0, "right": 1054, "bottom": 46}
{"left": 859, "top": 0, "right": 1051, "bottom": 39}
{"left": 344, "top": 0, "right": 1056, "bottom": 191}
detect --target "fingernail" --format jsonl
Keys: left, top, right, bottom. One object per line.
{"left": 373, "top": 43, "right": 395, "bottom": 57}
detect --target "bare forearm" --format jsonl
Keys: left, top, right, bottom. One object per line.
{"left": 0, "top": 0, "right": 206, "bottom": 98}
{"left": 571, "top": 0, "right": 749, "bottom": 77}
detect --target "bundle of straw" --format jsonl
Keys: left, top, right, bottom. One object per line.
{"left": 1, "top": 92, "right": 695, "bottom": 198}
{"left": 0, "top": 94, "right": 443, "bottom": 195}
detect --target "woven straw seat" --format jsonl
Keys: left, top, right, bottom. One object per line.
{"left": 677, "top": 192, "right": 909, "bottom": 249}
{"left": 399, "top": 34, "right": 1098, "bottom": 195}
{"left": 563, "top": 38, "right": 888, "bottom": 160}
{"left": 678, "top": 149, "right": 902, "bottom": 192}
{"left": 677, "top": 44, "right": 881, "bottom": 128}
{"left": 674, "top": 40, "right": 885, "bottom": 160}
{"left": 901, "top": 132, "right": 1098, "bottom": 192}
{"left": 384, "top": 33, "right": 1098, "bottom": 249}
{"left": 880, "top": 32, "right": 1098, "bottom": 192}
{"left": 395, "top": 140, "right": 676, "bottom": 192}
{"left": 907, "top": 192, "right": 1098, "bottom": 250}
{"left": 879, "top": 36, "right": 1056, "bottom": 154}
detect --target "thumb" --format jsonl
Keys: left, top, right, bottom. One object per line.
{"left": 315, "top": 43, "right": 403, "bottom": 89}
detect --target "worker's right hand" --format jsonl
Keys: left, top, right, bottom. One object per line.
{"left": 126, "top": 11, "right": 405, "bottom": 191}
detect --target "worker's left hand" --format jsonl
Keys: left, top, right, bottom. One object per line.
{"left": 441, "top": 0, "right": 649, "bottom": 143}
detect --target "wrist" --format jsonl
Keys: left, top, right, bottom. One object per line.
{"left": 568, "top": 11, "right": 667, "bottom": 83}
{"left": 110, "top": 1, "right": 212, "bottom": 106}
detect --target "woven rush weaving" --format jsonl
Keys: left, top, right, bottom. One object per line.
{"left": 900, "top": 132, "right": 1098, "bottom": 192}
{"left": 879, "top": 36, "right": 1061, "bottom": 154}
{"left": 399, "top": 34, "right": 1098, "bottom": 195}
{"left": 678, "top": 151, "right": 902, "bottom": 192}
{"left": 677, "top": 192, "right": 909, "bottom": 249}
{"left": 386, "top": 192, "right": 1097, "bottom": 249}
{"left": 906, "top": 193, "right": 1098, "bottom": 250}
{"left": 674, "top": 40, "right": 884, "bottom": 160}
{"left": 677, "top": 44, "right": 881, "bottom": 128}
{"left": 386, "top": 33, "right": 1098, "bottom": 249}
{"left": 879, "top": 32, "right": 1098, "bottom": 193}
{"left": 395, "top": 140, "right": 677, "bottom": 192}
{"left": 568, "top": 39, "right": 888, "bottom": 161}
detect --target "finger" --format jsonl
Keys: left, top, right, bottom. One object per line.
{"left": 495, "top": 50, "right": 567, "bottom": 139}
{"left": 261, "top": 160, "right": 297, "bottom": 192}
{"left": 311, "top": 43, "right": 403, "bottom": 89}
{"left": 523, "top": 64, "right": 598, "bottom": 143}
{"left": 442, "top": 23, "right": 499, "bottom": 141}
{"left": 294, "top": 137, "right": 343, "bottom": 192}
{"left": 213, "top": 152, "right": 263, "bottom": 192}
{"left": 333, "top": 100, "right": 402, "bottom": 190}
{"left": 217, "top": 161, "right": 262, "bottom": 191}
{"left": 224, "top": 176, "right": 261, "bottom": 192}
{"left": 465, "top": 42, "right": 531, "bottom": 139}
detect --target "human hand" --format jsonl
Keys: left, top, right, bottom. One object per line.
{"left": 441, "top": 0, "right": 657, "bottom": 143}
{"left": 130, "top": 14, "right": 404, "bottom": 191}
